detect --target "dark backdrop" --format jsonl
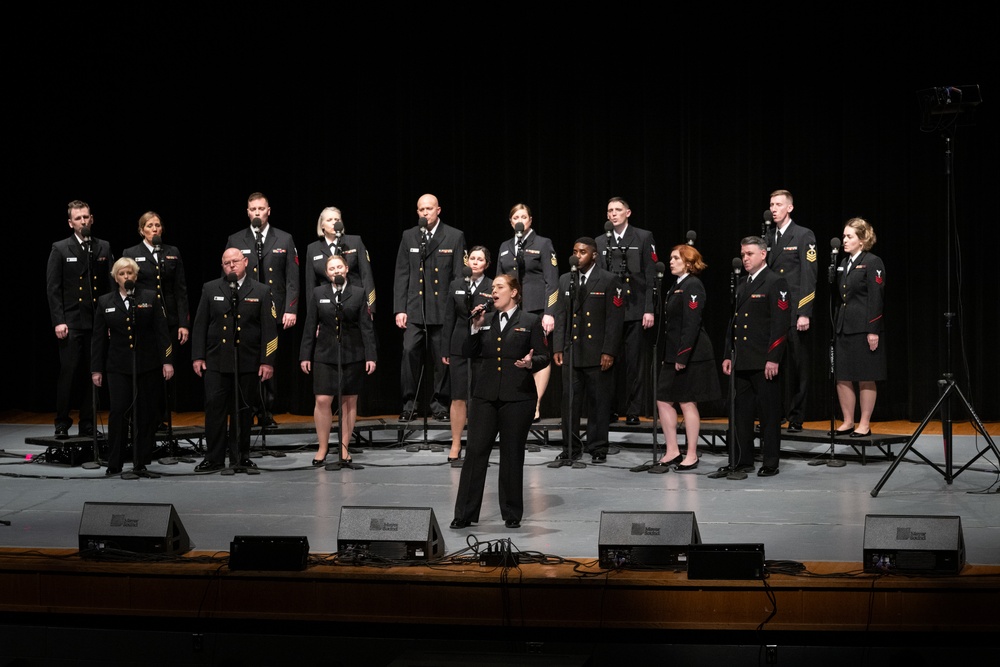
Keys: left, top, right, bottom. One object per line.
{"left": 11, "top": 10, "right": 998, "bottom": 424}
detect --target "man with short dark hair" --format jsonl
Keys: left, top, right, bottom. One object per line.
{"left": 550, "top": 237, "right": 625, "bottom": 465}
{"left": 712, "top": 236, "right": 790, "bottom": 480}
{"left": 46, "top": 200, "right": 113, "bottom": 438}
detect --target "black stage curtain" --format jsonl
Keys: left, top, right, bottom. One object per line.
{"left": 13, "top": 14, "right": 998, "bottom": 423}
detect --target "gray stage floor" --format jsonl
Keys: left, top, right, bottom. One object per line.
{"left": 1, "top": 422, "right": 998, "bottom": 565}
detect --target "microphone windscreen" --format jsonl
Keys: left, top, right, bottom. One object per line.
{"left": 655, "top": 262, "right": 666, "bottom": 276}
{"left": 763, "top": 210, "right": 774, "bottom": 223}
{"left": 514, "top": 222, "right": 525, "bottom": 233}
{"left": 80, "top": 226, "right": 91, "bottom": 239}
{"left": 732, "top": 257, "right": 743, "bottom": 272}
{"left": 251, "top": 217, "right": 262, "bottom": 230}
{"left": 226, "top": 272, "right": 239, "bottom": 283}
{"left": 151, "top": 235, "right": 162, "bottom": 246}
{"left": 569, "top": 255, "right": 580, "bottom": 269}
{"left": 686, "top": 230, "right": 697, "bottom": 243}
{"left": 334, "top": 221, "right": 345, "bottom": 234}
{"left": 418, "top": 217, "right": 428, "bottom": 229}
{"left": 333, "top": 275, "right": 346, "bottom": 286}
{"left": 124, "top": 280, "right": 136, "bottom": 291}
{"left": 604, "top": 220, "right": 614, "bottom": 232}
{"left": 830, "top": 237, "right": 842, "bottom": 249}
{"left": 462, "top": 266, "right": 473, "bottom": 278}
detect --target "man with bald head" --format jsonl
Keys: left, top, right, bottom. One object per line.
{"left": 393, "top": 194, "right": 467, "bottom": 421}
{"left": 191, "top": 248, "right": 278, "bottom": 472}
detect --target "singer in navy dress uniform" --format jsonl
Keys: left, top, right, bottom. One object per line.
{"left": 450, "top": 274, "right": 550, "bottom": 530}
{"left": 392, "top": 194, "right": 467, "bottom": 421}
{"left": 833, "top": 217, "right": 886, "bottom": 437}
{"left": 299, "top": 254, "right": 377, "bottom": 466}
{"left": 191, "top": 248, "right": 278, "bottom": 472}
{"left": 551, "top": 238, "right": 625, "bottom": 464}
{"left": 91, "top": 258, "right": 174, "bottom": 477}
{"left": 595, "top": 197, "right": 658, "bottom": 426}
{"left": 764, "top": 189, "right": 817, "bottom": 433}
{"left": 496, "top": 204, "right": 558, "bottom": 420}
{"left": 651, "top": 244, "right": 720, "bottom": 472}
{"left": 46, "top": 199, "right": 114, "bottom": 439}
{"left": 123, "top": 211, "right": 190, "bottom": 423}
{"left": 717, "top": 236, "right": 790, "bottom": 479}
{"left": 225, "top": 192, "right": 299, "bottom": 426}
{"left": 441, "top": 246, "right": 494, "bottom": 462}
{"left": 305, "top": 206, "right": 376, "bottom": 316}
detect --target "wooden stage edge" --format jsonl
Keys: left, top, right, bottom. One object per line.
{"left": 1, "top": 549, "right": 998, "bottom": 634}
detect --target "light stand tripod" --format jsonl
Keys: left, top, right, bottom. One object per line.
{"left": 873, "top": 94, "right": 997, "bottom": 495}
{"left": 810, "top": 238, "right": 846, "bottom": 469}
{"left": 404, "top": 219, "right": 444, "bottom": 453}
{"left": 549, "top": 258, "right": 586, "bottom": 469}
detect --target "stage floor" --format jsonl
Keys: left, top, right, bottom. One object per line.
{"left": 1, "top": 417, "right": 998, "bottom": 565}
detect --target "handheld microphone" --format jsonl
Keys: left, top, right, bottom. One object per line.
{"left": 333, "top": 221, "right": 345, "bottom": 238}
{"left": 828, "top": 237, "right": 842, "bottom": 283}
{"left": 468, "top": 298, "right": 495, "bottom": 320}
{"left": 686, "top": 230, "right": 697, "bottom": 246}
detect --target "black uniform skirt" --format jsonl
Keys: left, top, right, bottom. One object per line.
{"left": 656, "top": 359, "right": 722, "bottom": 403}
{"left": 448, "top": 355, "right": 475, "bottom": 401}
{"left": 835, "top": 333, "right": 887, "bottom": 382}
{"left": 313, "top": 360, "right": 365, "bottom": 396}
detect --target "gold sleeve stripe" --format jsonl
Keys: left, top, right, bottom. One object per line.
{"left": 547, "top": 291, "right": 558, "bottom": 308}
{"left": 165, "top": 344, "right": 173, "bottom": 358}
{"left": 266, "top": 338, "right": 278, "bottom": 357}
{"left": 368, "top": 290, "right": 376, "bottom": 306}
{"left": 799, "top": 292, "right": 815, "bottom": 308}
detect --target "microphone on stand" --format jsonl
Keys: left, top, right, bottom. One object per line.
{"left": 226, "top": 272, "right": 240, "bottom": 288}
{"left": 514, "top": 222, "right": 524, "bottom": 240}
{"left": 251, "top": 217, "right": 262, "bottom": 232}
{"left": 685, "top": 230, "right": 697, "bottom": 246}
{"left": 655, "top": 261, "right": 666, "bottom": 279}
{"left": 462, "top": 265, "right": 473, "bottom": 286}
{"left": 151, "top": 234, "right": 163, "bottom": 253}
{"left": 333, "top": 221, "right": 345, "bottom": 238}
{"left": 828, "top": 237, "right": 842, "bottom": 284}
{"left": 730, "top": 257, "right": 743, "bottom": 297}
{"left": 762, "top": 210, "right": 774, "bottom": 245}
{"left": 80, "top": 224, "right": 92, "bottom": 251}
{"left": 124, "top": 279, "right": 136, "bottom": 298}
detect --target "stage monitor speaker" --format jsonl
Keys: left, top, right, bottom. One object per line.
{"left": 229, "top": 535, "right": 310, "bottom": 571}
{"left": 598, "top": 511, "right": 701, "bottom": 570}
{"left": 337, "top": 506, "right": 445, "bottom": 561}
{"left": 78, "top": 502, "right": 191, "bottom": 557}
{"left": 863, "top": 514, "right": 966, "bottom": 575}
{"left": 687, "top": 543, "right": 766, "bottom": 580}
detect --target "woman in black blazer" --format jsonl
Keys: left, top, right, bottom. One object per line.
{"left": 450, "top": 274, "right": 550, "bottom": 530}
{"left": 833, "top": 218, "right": 886, "bottom": 437}
{"left": 495, "top": 204, "right": 558, "bottom": 420}
{"left": 441, "top": 246, "right": 494, "bottom": 463}
{"left": 91, "top": 257, "right": 174, "bottom": 477}
{"left": 299, "top": 254, "right": 378, "bottom": 465}
{"left": 651, "top": 244, "right": 720, "bottom": 472}
{"left": 305, "top": 206, "right": 376, "bottom": 317}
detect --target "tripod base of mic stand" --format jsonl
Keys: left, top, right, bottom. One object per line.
{"left": 324, "top": 460, "right": 364, "bottom": 471}
{"left": 630, "top": 463, "right": 654, "bottom": 472}
{"left": 81, "top": 461, "right": 103, "bottom": 470}
{"left": 808, "top": 445, "right": 847, "bottom": 467}
{"left": 121, "top": 468, "right": 161, "bottom": 480}
{"left": 404, "top": 444, "right": 444, "bottom": 452}
{"left": 221, "top": 463, "right": 261, "bottom": 476}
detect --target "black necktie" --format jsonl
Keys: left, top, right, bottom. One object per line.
{"left": 500, "top": 312, "right": 508, "bottom": 329}
{"left": 580, "top": 274, "right": 587, "bottom": 289}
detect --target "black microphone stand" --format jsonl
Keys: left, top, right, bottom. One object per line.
{"left": 80, "top": 231, "right": 104, "bottom": 471}
{"left": 550, "top": 261, "right": 586, "bottom": 469}
{"left": 222, "top": 278, "right": 258, "bottom": 476}
{"left": 250, "top": 224, "right": 284, "bottom": 460}
{"left": 121, "top": 285, "right": 159, "bottom": 479}
{"left": 810, "top": 242, "right": 846, "bottom": 469}
{"left": 404, "top": 221, "right": 443, "bottom": 453}
{"left": 711, "top": 260, "right": 746, "bottom": 480}
{"left": 631, "top": 264, "right": 664, "bottom": 473}
{"left": 326, "top": 280, "right": 362, "bottom": 471}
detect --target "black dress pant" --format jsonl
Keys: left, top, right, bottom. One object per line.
{"left": 400, "top": 322, "right": 449, "bottom": 414}
{"left": 731, "top": 369, "right": 782, "bottom": 469}
{"left": 56, "top": 328, "right": 95, "bottom": 431}
{"left": 106, "top": 369, "right": 161, "bottom": 471}
{"left": 453, "top": 396, "right": 533, "bottom": 523}
{"left": 561, "top": 364, "right": 613, "bottom": 457}
{"left": 783, "top": 327, "right": 809, "bottom": 424}
{"left": 203, "top": 370, "right": 260, "bottom": 464}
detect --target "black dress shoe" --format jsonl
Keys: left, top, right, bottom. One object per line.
{"left": 239, "top": 458, "right": 258, "bottom": 468}
{"left": 787, "top": 422, "right": 803, "bottom": 433}
{"left": 104, "top": 467, "right": 122, "bottom": 477}
{"left": 609, "top": 413, "right": 619, "bottom": 423}
{"left": 505, "top": 519, "right": 521, "bottom": 529}
{"left": 757, "top": 465, "right": 780, "bottom": 477}
{"left": 433, "top": 411, "right": 450, "bottom": 422}
{"left": 447, "top": 456, "right": 460, "bottom": 462}
{"left": 591, "top": 453, "right": 607, "bottom": 463}
{"left": 54, "top": 426, "right": 69, "bottom": 440}
{"left": 259, "top": 415, "right": 278, "bottom": 430}
{"left": 449, "top": 519, "right": 471, "bottom": 529}
{"left": 625, "top": 414, "right": 640, "bottom": 426}
{"left": 312, "top": 458, "right": 326, "bottom": 466}
{"left": 675, "top": 459, "right": 700, "bottom": 471}
{"left": 195, "top": 460, "right": 224, "bottom": 472}
{"left": 850, "top": 429, "right": 871, "bottom": 438}
{"left": 555, "top": 452, "right": 579, "bottom": 461}
{"left": 399, "top": 410, "right": 414, "bottom": 422}
{"left": 828, "top": 428, "right": 854, "bottom": 436}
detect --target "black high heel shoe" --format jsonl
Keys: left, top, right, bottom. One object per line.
{"left": 312, "top": 457, "right": 326, "bottom": 466}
